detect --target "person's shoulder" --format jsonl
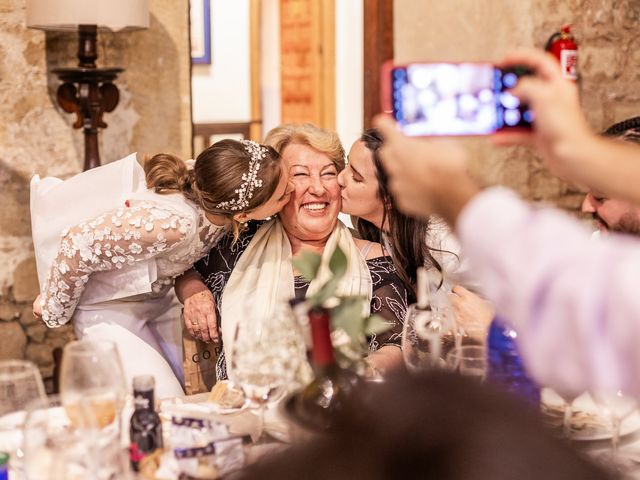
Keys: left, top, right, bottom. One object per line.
{"left": 353, "top": 237, "right": 384, "bottom": 260}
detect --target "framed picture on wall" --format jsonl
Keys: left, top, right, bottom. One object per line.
{"left": 191, "top": 0, "right": 211, "bottom": 64}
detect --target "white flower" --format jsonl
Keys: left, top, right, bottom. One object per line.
{"left": 57, "top": 260, "right": 70, "bottom": 274}
{"left": 71, "top": 232, "right": 95, "bottom": 262}
{"left": 129, "top": 243, "right": 143, "bottom": 254}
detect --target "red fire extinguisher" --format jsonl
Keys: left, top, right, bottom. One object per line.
{"left": 545, "top": 24, "right": 578, "bottom": 80}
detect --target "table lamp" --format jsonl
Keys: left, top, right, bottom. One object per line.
{"left": 26, "top": 0, "right": 149, "bottom": 170}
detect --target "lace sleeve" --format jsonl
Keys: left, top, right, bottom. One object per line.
{"left": 40, "top": 202, "right": 193, "bottom": 327}
{"left": 367, "top": 257, "right": 410, "bottom": 350}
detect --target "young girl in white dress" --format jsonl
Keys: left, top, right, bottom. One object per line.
{"left": 31, "top": 139, "right": 293, "bottom": 398}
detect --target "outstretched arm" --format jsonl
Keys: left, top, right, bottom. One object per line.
{"left": 496, "top": 48, "right": 640, "bottom": 205}
{"left": 39, "top": 202, "right": 192, "bottom": 327}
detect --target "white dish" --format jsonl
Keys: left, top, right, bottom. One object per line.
{"left": 541, "top": 389, "right": 640, "bottom": 441}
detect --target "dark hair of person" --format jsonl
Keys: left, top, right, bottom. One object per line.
{"left": 143, "top": 139, "right": 282, "bottom": 238}
{"left": 603, "top": 116, "right": 640, "bottom": 144}
{"left": 355, "top": 128, "right": 447, "bottom": 301}
{"left": 238, "top": 371, "right": 613, "bottom": 480}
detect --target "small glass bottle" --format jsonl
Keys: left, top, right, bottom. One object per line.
{"left": 129, "top": 375, "right": 163, "bottom": 471}
{"left": 296, "top": 306, "right": 360, "bottom": 431}
{"left": 487, "top": 316, "right": 540, "bottom": 407}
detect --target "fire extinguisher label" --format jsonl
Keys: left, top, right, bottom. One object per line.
{"left": 560, "top": 49, "right": 578, "bottom": 80}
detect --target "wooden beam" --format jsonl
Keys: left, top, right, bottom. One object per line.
{"left": 363, "top": 0, "right": 393, "bottom": 130}
{"left": 250, "top": 0, "right": 262, "bottom": 140}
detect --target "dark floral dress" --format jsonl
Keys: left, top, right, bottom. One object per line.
{"left": 194, "top": 221, "right": 409, "bottom": 379}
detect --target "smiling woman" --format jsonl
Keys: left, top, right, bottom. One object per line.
{"left": 176, "top": 123, "right": 411, "bottom": 380}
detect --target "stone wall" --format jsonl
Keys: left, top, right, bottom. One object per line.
{"left": 395, "top": 0, "right": 640, "bottom": 209}
{"left": 0, "top": 0, "right": 192, "bottom": 390}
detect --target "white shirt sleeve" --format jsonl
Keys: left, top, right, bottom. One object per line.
{"left": 40, "top": 202, "right": 193, "bottom": 328}
{"left": 456, "top": 187, "right": 640, "bottom": 397}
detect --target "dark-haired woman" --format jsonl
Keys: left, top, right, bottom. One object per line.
{"left": 31, "top": 139, "right": 293, "bottom": 397}
{"left": 338, "top": 129, "right": 492, "bottom": 337}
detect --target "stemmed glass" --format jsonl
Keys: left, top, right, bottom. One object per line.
{"left": 228, "top": 304, "right": 304, "bottom": 442}
{"left": 401, "top": 303, "right": 458, "bottom": 372}
{"left": 0, "top": 360, "right": 46, "bottom": 473}
{"left": 0, "top": 360, "right": 46, "bottom": 416}
{"left": 591, "top": 388, "right": 638, "bottom": 468}
{"left": 59, "top": 340, "right": 127, "bottom": 431}
{"left": 22, "top": 394, "right": 131, "bottom": 480}
{"left": 401, "top": 267, "right": 459, "bottom": 373}
{"left": 557, "top": 391, "right": 581, "bottom": 438}
{"left": 446, "top": 345, "right": 487, "bottom": 382}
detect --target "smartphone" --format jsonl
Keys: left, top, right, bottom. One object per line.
{"left": 381, "top": 61, "right": 534, "bottom": 136}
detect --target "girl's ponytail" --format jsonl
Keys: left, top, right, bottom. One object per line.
{"left": 143, "top": 153, "right": 195, "bottom": 199}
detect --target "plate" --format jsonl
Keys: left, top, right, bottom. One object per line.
{"left": 541, "top": 389, "right": 640, "bottom": 441}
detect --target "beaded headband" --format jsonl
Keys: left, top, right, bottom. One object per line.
{"left": 215, "top": 140, "right": 267, "bottom": 211}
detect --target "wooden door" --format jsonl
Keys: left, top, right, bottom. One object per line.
{"left": 279, "top": 0, "right": 335, "bottom": 129}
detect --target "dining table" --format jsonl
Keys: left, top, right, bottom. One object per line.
{"left": 6, "top": 386, "right": 640, "bottom": 479}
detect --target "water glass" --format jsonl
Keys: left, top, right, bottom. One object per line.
{"left": 59, "top": 340, "right": 127, "bottom": 431}
{"left": 592, "top": 389, "right": 637, "bottom": 462}
{"left": 229, "top": 305, "right": 304, "bottom": 442}
{"left": 0, "top": 360, "right": 46, "bottom": 417}
{"left": 446, "top": 345, "right": 487, "bottom": 381}
{"left": 22, "top": 395, "right": 130, "bottom": 480}
{"left": 401, "top": 303, "right": 458, "bottom": 372}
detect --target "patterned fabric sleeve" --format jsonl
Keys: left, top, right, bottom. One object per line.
{"left": 40, "top": 202, "right": 193, "bottom": 328}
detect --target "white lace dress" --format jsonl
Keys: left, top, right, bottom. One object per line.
{"left": 31, "top": 155, "right": 227, "bottom": 398}
{"left": 40, "top": 196, "right": 226, "bottom": 328}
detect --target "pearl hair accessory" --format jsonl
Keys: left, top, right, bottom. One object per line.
{"left": 215, "top": 140, "right": 266, "bottom": 211}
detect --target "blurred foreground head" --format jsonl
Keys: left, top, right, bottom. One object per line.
{"left": 239, "top": 371, "right": 613, "bottom": 480}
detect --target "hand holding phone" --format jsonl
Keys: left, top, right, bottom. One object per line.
{"left": 382, "top": 61, "right": 534, "bottom": 136}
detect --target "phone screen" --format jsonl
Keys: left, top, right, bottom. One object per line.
{"left": 389, "top": 63, "right": 533, "bottom": 136}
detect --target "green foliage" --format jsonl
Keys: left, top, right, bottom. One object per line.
{"left": 293, "top": 245, "right": 391, "bottom": 369}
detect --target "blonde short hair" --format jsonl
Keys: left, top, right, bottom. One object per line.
{"left": 264, "top": 123, "right": 345, "bottom": 171}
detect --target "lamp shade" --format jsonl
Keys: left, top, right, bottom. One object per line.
{"left": 26, "top": 0, "right": 149, "bottom": 32}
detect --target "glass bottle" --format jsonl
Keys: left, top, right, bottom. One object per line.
{"left": 296, "top": 306, "right": 360, "bottom": 431}
{"left": 487, "top": 316, "right": 540, "bottom": 406}
{"left": 129, "top": 375, "right": 163, "bottom": 471}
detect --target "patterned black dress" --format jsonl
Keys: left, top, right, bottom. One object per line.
{"left": 194, "top": 221, "right": 409, "bottom": 379}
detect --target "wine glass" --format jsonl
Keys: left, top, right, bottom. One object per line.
{"left": 0, "top": 360, "right": 46, "bottom": 416}
{"left": 228, "top": 305, "right": 303, "bottom": 442}
{"left": 446, "top": 345, "right": 487, "bottom": 382}
{"left": 22, "top": 395, "right": 131, "bottom": 480}
{"left": 0, "top": 360, "right": 46, "bottom": 473}
{"left": 23, "top": 394, "right": 96, "bottom": 480}
{"left": 59, "top": 340, "right": 127, "bottom": 434}
{"left": 554, "top": 389, "right": 581, "bottom": 438}
{"left": 401, "top": 303, "right": 458, "bottom": 373}
{"left": 591, "top": 388, "right": 638, "bottom": 469}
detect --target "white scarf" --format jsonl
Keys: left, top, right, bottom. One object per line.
{"left": 220, "top": 219, "right": 372, "bottom": 375}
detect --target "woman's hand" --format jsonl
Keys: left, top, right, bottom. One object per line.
{"left": 449, "top": 285, "right": 494, "bottom": 342}
{"left": 32, "top": 294, "right": 42, "bottom": 318}
{"left": 366, "top": 345, "right": 403, "bottom": 376}
{"left": 183, "top": 290, "right": 219, "bottom": 343}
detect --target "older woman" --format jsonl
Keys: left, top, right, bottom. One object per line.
{"left": 176, "top": 124, "right": 409, "bottom": 379}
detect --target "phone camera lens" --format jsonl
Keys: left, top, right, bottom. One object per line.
{"left": 504, "top": 109, "right": 521, "bottom": 126}
{"left": 523, "top": 109, "right": 535, "bottom": 124}
{"left": 503, "top": 72, "right": 518, "bottom": 88}
{"left": 500, "top": 92, "right": 520, "bottom": 109}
